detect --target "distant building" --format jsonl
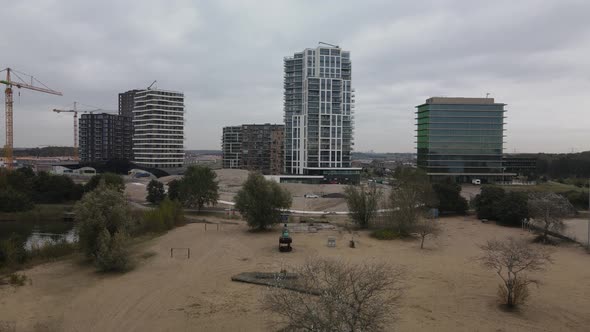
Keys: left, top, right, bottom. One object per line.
{"left": 503, "top": 156, "right": 537, "bottom": 179}
{"left": 222, "top": 126, "right": 241, "bottom": 169}
{"left": 283, "top": 44, "right": 360, "bottom": 184}
{"left": 118, "top": 89, "right": 140, "bottom": 118}
{"left": 221, "top": 124, "right": 284, "bottom": 175}
{"left": 416, "top": 97, "right": 515, "bottom": 182}
{"left": 132, "top": 89, "right": 185, "bottom": 170}
{"left": 79, "top": 113, "right": 133, "bottom": 162}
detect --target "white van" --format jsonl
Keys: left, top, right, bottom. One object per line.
{"left": 472, "top": 179, "right": 481, "bottom": 185}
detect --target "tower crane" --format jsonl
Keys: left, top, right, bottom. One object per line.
{"left": 53, "top": 102, "right": 91, "bottom": 161}
{"left": 0, "top": 67, "right": 62, "bottom": 169}
{"left": 52, "top": 103, "right": 117, "bottom": 161}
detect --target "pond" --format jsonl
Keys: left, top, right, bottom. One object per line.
{"left": 0, "top": 221, "right": 77, "bottom": 250}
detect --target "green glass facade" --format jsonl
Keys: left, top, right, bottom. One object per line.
{"left": 416, "top": 97, "right": 508, "bottom": 182}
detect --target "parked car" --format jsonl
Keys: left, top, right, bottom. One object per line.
{"left": 304, "top": 194, "right": 319, "bottom": 198}
{"left": 472, "top": 179, "right": 481, "bottom": 185}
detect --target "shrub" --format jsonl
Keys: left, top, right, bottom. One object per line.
{"left": 84, "top": 173, "right": 125, "bottom": 193}
{"left": 8, "top": 273, "right": 28, "bottom": 286}
{"left": 0, "top": 233, "right": 28, "bottom": 266}
{"left": 137, "top": 198, "right": 185, "bottom": 234}
{"left": 75, "top": 182, "right": 132, "bottom": 270}
{"left": 432, "top": 181, "right": 468, "bottom": 214}
{"left": 371, "top": 229, "right": 402, "bottom": 240}
{"left": 0, "top": 188, "right": 34, "bottom": 212}
{"left": 496, "top": 192, "right": 529, "bottom": 227}
{"left": 29, "top": 240, "right": 77, "bottom": 260}
{"left": 95, "top": 229, "right": 130, "bottom": 272}
{"left": 146, "top": 179, "right": 166, "bottom": 204}
{"left": 473, "top": 185, "right": 505, "bottom": 220}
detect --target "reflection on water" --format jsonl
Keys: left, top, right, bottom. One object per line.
{"left": 0, "top": 221, "right": 77, "bottom": 250}
{"left": 25, "top": 227, "right": 78, "bottom": 250}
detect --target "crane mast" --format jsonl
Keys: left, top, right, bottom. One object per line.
{"left": 1, "top": 67, "right": 62, "bottom": 169}
{"left": 4, "top": 70, "right": 13, "bottom": 168}
{"left": 52, "top": 104, "right": 117, "bottom": 161}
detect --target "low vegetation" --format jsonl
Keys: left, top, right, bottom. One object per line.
{"left": 0, "top": 167, "right": 83, "bottom": 212}
{"left": 474, "top": 186, "right": 529, "bottom": 227}
{"left": 370, "top": 228, "right": 402, "bottom": 240}
{"left": 84, "top": 173, "right": 125, "bottom": 193}
{"left": 137, "top": 198, "right": 185, "bottom": 234}
{"left": 263, "top": 258, "right": 403, "bottom": 332}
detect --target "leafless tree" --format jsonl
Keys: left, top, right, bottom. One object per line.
{"left": 414, "top": 218, "right": 441, "bottom": 249}
{"left": 478, "top": 238, "right": 552, "bottom": 308}
{"left": 528, "top": 192, "right": 575, "bottom": 243}
{"left": 262, "top": 258, "right": 404, "bottom": 332}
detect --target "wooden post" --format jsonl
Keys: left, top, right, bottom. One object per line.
{"left": 205, "top": 223, "right": 207, "bottom": 231}
{"left": 188, "top": 248, "right": 190, "bottom": 259}
{"left": 170, "top": 248, "right": 173, "bottom": 258}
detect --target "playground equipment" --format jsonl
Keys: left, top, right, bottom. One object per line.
{"left": 279, "top": 224, "right": 293, "bottom": 252}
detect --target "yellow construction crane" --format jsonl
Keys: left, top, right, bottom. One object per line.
{"left": 1, "top": 67, "right": 62, "bottom": 169}
{"left": 52, "top": 103, "right": 117, "bottom": 161}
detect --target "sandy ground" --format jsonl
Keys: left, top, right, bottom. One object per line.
{"left": 1, "top": 215, "right": 589, "bottom": 331}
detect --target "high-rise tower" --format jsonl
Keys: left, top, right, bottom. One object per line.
{"left": 132, "top": 89, "right": 185, "bottom": 169}
{"left": 283, "top": 44, "right": 359, "bottom": 184}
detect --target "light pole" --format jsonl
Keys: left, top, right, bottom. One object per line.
{"left": 587, "top": 179, "right": 589, "bottom": 251}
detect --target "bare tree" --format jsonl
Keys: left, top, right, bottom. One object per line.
{"left": 414, "top": 218, "right": 441, "bottom": 249}
{"left": 263, "top": 258, "right": 403, "bottom": 332}
{"left": 478, "top": 238, "right": 552, "bottom": 308}
{"left": 528, "top": 192, "right": 575, "bottom": 243}
{"left": 345, "top": 183, "right": 381, "bottom": 229}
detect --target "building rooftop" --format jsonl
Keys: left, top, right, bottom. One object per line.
{"left": 425, "top": 97, "right": 496, "bottom": 105}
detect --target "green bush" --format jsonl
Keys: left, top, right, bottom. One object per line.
{"left": 564, "top": 190, "right": 589, "bottom": 210}
{"left": 146, "top": 180, "right": 166, "bottom": 204}
{"left": 29, "top": 240, "right": 77, "bottom": 260}
{"left": 235, "top": 172, "right": 292, "bottom": 230}
{"left": 370, "top": 229, "right": 402, "bottom": 240}
{"left": 0, "top": 233, "right": 28, "bottom": 266}
{"left": 95, "top": 229, "right": 130, "bottom": 272}
{"left": 8, "top": 273, "right": 28, "bottom": 286}
{"left": 474, "top": 186, "right": 506, "bottom": 220}
{"left": 84, "top": 173, "right": 125, "bottom": 193}
{"left": 0, "top": 188, "right": 34, "bottom": 212}
{"left": 496, "top": 192, "right": 529, "bottom": 227}
{"left": 433, "top": 181, "right": 468, "bottom": 214}
{"left": 137, "top": 198, "right": 185, "bottom": 234}
{"left": 75, "top": 182, "right": 132, "bottom": 271}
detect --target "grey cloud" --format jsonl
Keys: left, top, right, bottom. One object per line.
{"left": 1, "top": 0, "right": 589, "bottom": 153}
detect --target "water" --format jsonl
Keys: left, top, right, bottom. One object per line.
{"left": 0, "top": 221, "right": 77, "bottom": 250}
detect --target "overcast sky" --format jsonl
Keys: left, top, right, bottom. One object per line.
{"left": 1, "top": 0, "right": 589, "bottom": 153}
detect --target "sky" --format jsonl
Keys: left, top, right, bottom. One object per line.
{"left": 1, "top": 0, "right": 589, "bottom": 153}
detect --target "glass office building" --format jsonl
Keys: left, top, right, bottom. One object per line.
{"left": 416, "top": 97, "right": 513, "bottom": 182}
